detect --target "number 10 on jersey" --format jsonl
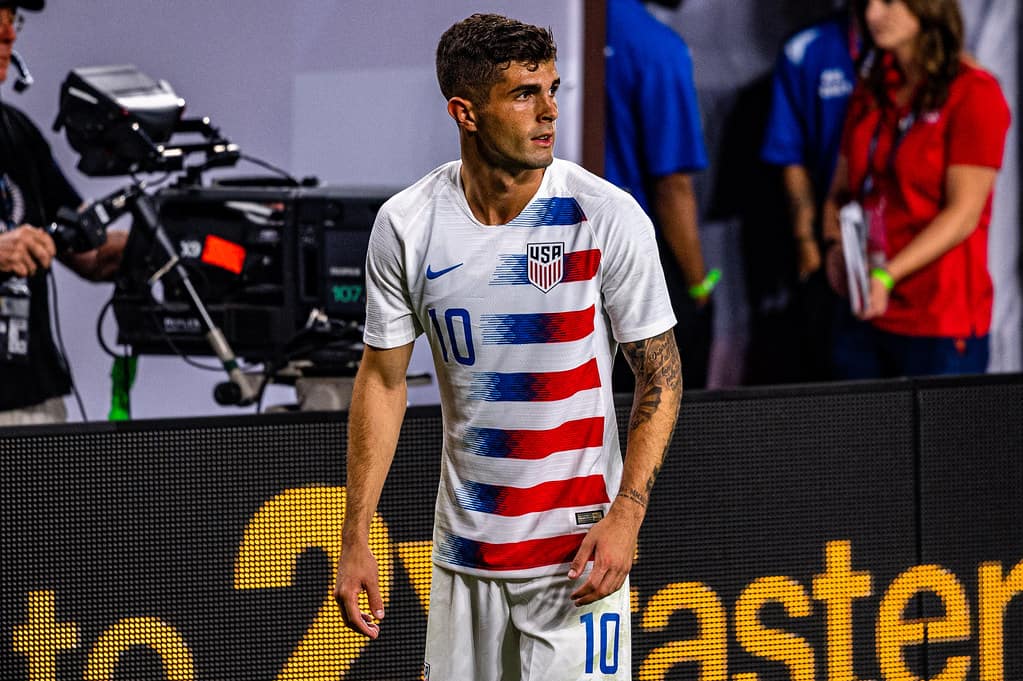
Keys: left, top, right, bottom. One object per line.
{"left": 428, "top": 307, "right": 476, "bottom": 366}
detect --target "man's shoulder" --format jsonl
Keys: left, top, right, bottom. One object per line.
{"left": 378, "top": 161, "right": 458, "bottom": 222}
{"left": 608, "top": 0, "right": 691, "bottom": 62}
{"left": 547, "top": 159, "right": 638, "bottom": 211}
{"left": 543, "top": 159, "right": 649, "bottom": 236}
{"left": 782, "top": 14, "right": 848, "bottom": 67}
{"left": 0, "top": 102, "right": 45, "bottom": 139}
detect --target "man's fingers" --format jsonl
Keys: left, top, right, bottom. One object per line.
{"left": 571, "top": 561, "right": 606, "bottom": 604}
{"left": 367, "top": 588, "right": 386, "bottom": 621}
{"left": 26, "top": 237, "right": 54, "bottom": 269}
{"left": 336, "top": 590, "right": 380, "bottom": 639}
{"left": 567, "top": 534, "right": 594, "bottom": 579}
{"left": 572, "top": 567, "right": 627, "bottom": 606}
{"left": 335, "top": 579, "right": 383, "bottom": 639}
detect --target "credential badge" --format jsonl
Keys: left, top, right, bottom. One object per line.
{"left": 527, "top": 242, "right": 565, "bottom": 293}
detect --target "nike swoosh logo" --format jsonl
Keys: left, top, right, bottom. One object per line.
{"left": 426, "top": 263, "right": 463, "bottom": 280}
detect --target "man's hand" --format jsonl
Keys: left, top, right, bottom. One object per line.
{"left": 796, "top": 239, "right": 822, "bottom": 281}
{"left": 567, "top": 499, "right": 644, "bottom": 606}
{"left": 334, "top": 541, "right": 385, "bottom": 639}
{"left": 0, "top": 225, "right": 56, "bottom": 277}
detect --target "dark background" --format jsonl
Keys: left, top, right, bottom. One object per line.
{"left": 2, "top": 374, "right": 1020, "bottom": 680}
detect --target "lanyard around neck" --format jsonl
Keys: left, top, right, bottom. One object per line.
{"left": 860, "top": 108, "right": 916, "bottom": 198}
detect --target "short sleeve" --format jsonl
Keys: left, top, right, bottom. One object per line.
{"left": 761, "top": 49, "right": 806, "bottom": 166}
{"left": 637, "top": 38, "right": 708, "bottom": 176}
{"left": 596, "top": 194, "right": 676, "bottom": 343}
{"left": 947, "top": 73, "right": 1011, "bottom": 169}
{"left": 362, "top": 210, "right": 421, "bottom": 349}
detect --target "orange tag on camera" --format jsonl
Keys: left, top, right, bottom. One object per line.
{"left": 200, "top": 234, "right": 246, "bottom": 274}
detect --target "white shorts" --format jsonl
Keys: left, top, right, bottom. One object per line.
{"left": 424, "top": 564, "right": 631, "bottom": 681}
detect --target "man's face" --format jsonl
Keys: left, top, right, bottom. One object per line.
{"left": 0, "top": 7, "right": 19, "bottom": 84}
{"left": 471, "top": 59, "right": 559, "bottom": 174}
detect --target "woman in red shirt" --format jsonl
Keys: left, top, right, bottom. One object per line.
{"left": 823, "top": 0, "right": 1010, "bottom": 378}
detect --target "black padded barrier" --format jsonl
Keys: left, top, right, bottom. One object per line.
{"left": 917, "top": 377, "right": 1023, "bottom": 681}
{"left": 1, "top": 375, "right": 1020, "bottom": 681}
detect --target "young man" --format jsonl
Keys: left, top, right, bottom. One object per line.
{"left": 334, "top": 13, "right": 682, "bottom": 680}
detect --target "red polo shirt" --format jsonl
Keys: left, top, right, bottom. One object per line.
{"left": 842, "top": 60, "right": 1011, "bottom": 337}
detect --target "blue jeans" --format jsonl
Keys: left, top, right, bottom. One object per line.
{"left": 832, "top": 310, "right": 989, "bottom": 380}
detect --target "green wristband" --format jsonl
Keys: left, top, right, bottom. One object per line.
{"left": 870, "top": 267, "right": 895, "bottom": 292}
{"left": 688, "top": 267, "right": 722, "bottom": 299}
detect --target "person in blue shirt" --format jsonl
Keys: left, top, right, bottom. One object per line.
{"left": 605, "top": 0, "right": 716, "bottom": 390}
{"left": 763, "top": 7, "right": 859, "bottom": 276}
{"left": 760, "top": 5, "right": 860, "bottom": 380}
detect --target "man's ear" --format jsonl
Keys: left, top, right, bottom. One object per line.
{"left": 447, "top": 96, "right": 478, "bottom": 132}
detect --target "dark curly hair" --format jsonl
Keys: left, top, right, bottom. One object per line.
{"left": 855, "top": 0, "right": 963, "bottom": 113}
{"left": 436, "top": 13, "right": 557, "bottom": 104}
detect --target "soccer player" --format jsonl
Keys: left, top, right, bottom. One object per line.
{"left": 334, "top": 13, "right": 682, "bottom": 680}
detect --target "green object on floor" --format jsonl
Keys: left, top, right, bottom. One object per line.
{"left": 108, "top": 355, "right": 138, "bottom": 421}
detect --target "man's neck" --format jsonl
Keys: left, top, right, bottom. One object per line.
{"left": 459, "top": 156, "right": 547, "bottom": 226}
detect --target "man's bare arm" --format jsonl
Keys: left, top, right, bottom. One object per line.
{"left": 334, "top": 341, "right": 414, "bottom": 638}
{"left": 617, "top": 329, "right": 682, "bottom": 508}
{"left": 651, "top": 172, "right": 708, "bottom": 304}
{"left": 782, "top": 164, "right": 821, "bottom": 279}
{"left": 568, "top": 329, "right": 682, "bottom": 605}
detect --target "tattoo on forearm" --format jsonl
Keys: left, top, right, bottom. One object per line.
{"left": 617, "top": 487, "right": 648, "bottom": 508}
{"left": 622, "top": 330, "right": 682, "bottom": 431}
{"left": 645, "top": 464, "right": 662, "bottom": 496}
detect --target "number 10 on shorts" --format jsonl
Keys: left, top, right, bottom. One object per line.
{"left": 581, "top": 612, "right": 620, "bottom": 674}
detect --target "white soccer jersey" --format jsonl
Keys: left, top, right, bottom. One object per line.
{"left": 364, "top": 158, "right": 675, "bottom": 578}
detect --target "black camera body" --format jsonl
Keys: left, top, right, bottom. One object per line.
{"left": 53, "top": 65, "right": 185, "bottom": 176}
{"left": 45, "top": 205, "right": 108, "bottom": 253}
{"left": 112, "top": 184, "right": 388, "bottom": 365}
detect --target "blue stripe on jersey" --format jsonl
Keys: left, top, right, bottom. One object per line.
{"left": 491, "top": 254, "right": 530, "bottom": 285}
{"left": 435, "top": 534, "right": 482, "bottom": 568}
{"left": 453, "top": 481, "right": 500, "bottom": 513}
{"left": 468, "top": 371, "right": 536, "bottom": 402}
{"left": 465, "top": 427, "right": 512, "bottom": 458}
{"left": 480, "top": 307, "right": 594, "bottom": 345}
{"left": 508, "top": 197, "right": 586, "bottom": 227}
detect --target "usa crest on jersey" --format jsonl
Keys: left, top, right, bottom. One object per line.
{"left": 527, "top": 242, "right": 564, "bottom": 293}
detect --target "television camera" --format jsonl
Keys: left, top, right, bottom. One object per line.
{"left": 51, "top": 65, "right": 382, "bottom": 407}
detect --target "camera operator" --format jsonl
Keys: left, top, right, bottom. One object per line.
{"left": 0, "top": 0, "right": 126, "bottom": 425}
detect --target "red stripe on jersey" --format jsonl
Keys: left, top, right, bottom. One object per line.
{"left": 564, "top": 249, "right": 600, "bottom": 282}
{"left": 533, "top": 357, "right": 601, "bottom": 400}
{"left": 493, "top": 475, "right": 609, "bottom": 516}
{"left": 510, "top": 416, "right": 605, "bottom": 459}
{"left": 476, "top": 532, "right": 587, "bottom": 571}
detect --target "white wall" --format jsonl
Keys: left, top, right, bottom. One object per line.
{"left": 12, "top": 0, "right": 583, "bottom": 420}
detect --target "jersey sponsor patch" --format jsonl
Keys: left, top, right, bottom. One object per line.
{"left": 527, "top": 242, "right": 565, "bottom": 293}
{"left": 575, "top": 509, "right": 605, "bottom": 525}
